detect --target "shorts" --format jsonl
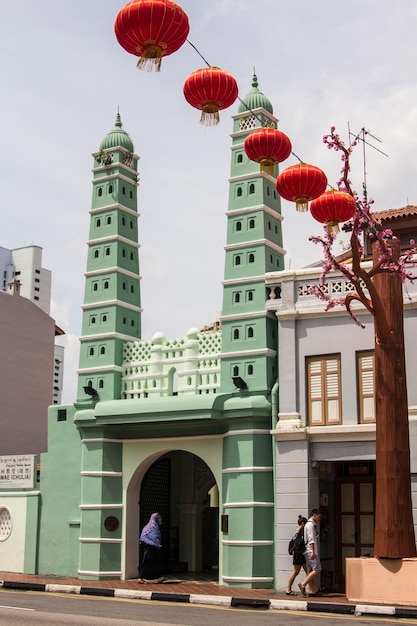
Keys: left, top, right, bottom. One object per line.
{"left": 293, "top": 552, "right": 306, "bottom": 566}
{"left": 305, "top": 551, "right": 321, "bottom": 572}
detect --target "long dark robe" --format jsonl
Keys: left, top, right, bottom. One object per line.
{"left": 139, "top": 543, "right": 162, "bottom": 580}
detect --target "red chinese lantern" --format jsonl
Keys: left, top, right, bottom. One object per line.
{"left": 276, "top": 163, "right": 328, "bottom": 212}
{"left": 183, "top": 67, "right": 239, "bottom": 126}
{"left": 244, "top": 128, "right": 292, "bottom": 176}
{"left": 310, "top": 190, "right": 357, "bottom": 234}
{"left": 114, "top": 0, "right": 189, "bottom": 71}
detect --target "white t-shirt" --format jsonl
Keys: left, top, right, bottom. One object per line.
{"left": 304, "top": 519, "right": 319, "bottom": 555}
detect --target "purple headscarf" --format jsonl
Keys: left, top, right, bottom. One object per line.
{"left": 140, "top": 513, "right": 162, "bottom": 548}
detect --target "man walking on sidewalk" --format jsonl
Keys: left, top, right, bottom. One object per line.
{"left": 298, "top": 508, "right": 322, "bottom": 597}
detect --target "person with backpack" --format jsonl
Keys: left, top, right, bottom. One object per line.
{"left": 298, "top": 508, "right": 322, "bottom": 597}
{"left": 286, "top": 515, "right": 308, "bottom": 595}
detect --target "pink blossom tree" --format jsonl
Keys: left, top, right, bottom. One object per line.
{"left": 310, "top": 129, "right": 417, "bottom": 558}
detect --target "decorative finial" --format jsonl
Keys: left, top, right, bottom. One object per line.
{"left": 115, "top": 111, "right": 122, "bottom": 128}
{"left": 252, "top": 72, "right": 258, "bottom": 88}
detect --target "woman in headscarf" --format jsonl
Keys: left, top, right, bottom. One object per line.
{"left": 138, "top": 512, "right": 164, "bottom": 583}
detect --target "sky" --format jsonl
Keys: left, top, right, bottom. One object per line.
{"left": 1, "top": 1, "right": 417, "bottom": 403}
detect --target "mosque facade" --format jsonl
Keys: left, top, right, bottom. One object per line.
{"left": 0, "top": 78, "right": 282, "bottom": 588}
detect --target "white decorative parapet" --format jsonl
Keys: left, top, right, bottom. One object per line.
{"left": 266, "top": 264, "right": 417, "bottom": 317}
{"left": 121, "top": 328, "right": 221, "bottom": 399}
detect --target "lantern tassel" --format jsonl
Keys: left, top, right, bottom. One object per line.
{"left": 327, "top": 221, "right": 340, "bottom": 234}
{"left": 260, "top": 158, "right": 275, "bottom": 176}
{"left": 200, "top": 104, "right": 220, "bottom": 126}
{"left": 136, "top": 45, "right": 163, "bottom": 72}
{"left": 295, "top": 197, "right": 309, "bottom": 212}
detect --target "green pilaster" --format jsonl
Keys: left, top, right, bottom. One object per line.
{"left": 221, "top": 420, "right": 274, "bottom": 588}
{"left": 78, "top": 431, "right": 123, "bottom": 579}
{"left": 220, "top": 76, "right": 283, "bottom": 395}
{"left": 77, "top": 114, "right": 142, "bottom": 402}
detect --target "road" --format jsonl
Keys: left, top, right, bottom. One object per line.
{"left": 1, "top": 590, "right": 417, "bottom": 626}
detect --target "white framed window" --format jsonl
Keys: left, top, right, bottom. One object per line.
{"left": 357, "top": 350, "right": 375, "bottom": 423}
{"left": 307, "top": 354, "right": 342, "bottom": 425}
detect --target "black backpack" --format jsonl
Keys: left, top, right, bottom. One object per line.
{"left": 288, "top": 528, "right": 306, "bottom": 555}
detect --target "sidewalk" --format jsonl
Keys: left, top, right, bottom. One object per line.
{"left": 1, "top": 571, "right": 417, "bottom": 619}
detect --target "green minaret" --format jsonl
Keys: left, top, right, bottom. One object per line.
{"left": 220, "top": 75, "right": 285, "bottom": 395}
{"left": 77, "top": 113, "right": 141, "bottom": 402}
{"left": 219, "top": 76, "right": 282, "bottom": 589}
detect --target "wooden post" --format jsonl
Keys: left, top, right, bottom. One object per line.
{"left": 372, "top": 241, "right": 416, "bottom": 558}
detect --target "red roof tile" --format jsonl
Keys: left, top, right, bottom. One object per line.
{"left": 372, "top": 205, "right": 417, "bottom": 221}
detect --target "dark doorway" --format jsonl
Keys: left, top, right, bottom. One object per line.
{"left": 202, "top": 505, "right": 219, "bottom": 569}
{"left": 138, "top": 451, "right": 218, "bottom": 576}
{"left": 139, "top": 457, "right": 171, "bottom": 574}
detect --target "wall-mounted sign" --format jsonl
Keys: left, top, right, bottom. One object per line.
{"left": 0, "top": 455, "right": 36, "bottom": 489}
{"left": 348, "top": 463, "right": 369, "bottom": 476}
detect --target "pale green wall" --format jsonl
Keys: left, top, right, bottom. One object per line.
{"left": 37, "top": 405, "right": 83, "bottom": 576}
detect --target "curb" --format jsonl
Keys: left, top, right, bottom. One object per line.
{"left": 1, "top": 580, "right": 417, "bottom": 618}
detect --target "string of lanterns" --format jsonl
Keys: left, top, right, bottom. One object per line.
{"left": 114, "top": 0, "right": 357, "bottom": 234}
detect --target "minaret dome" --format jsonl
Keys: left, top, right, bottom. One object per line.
{"left": 99, "top": 112, "right": 134, "bottom": 152}
{"left": 238, "top": 73, "right": 273, "bottom": 115}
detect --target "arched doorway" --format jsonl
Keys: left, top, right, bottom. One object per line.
{"left": 133, "top": 451, "right": 219, "bottom": 578}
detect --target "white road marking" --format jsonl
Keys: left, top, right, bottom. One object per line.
{"left": 0, "top": 605, "right": 35, "bottom": 611}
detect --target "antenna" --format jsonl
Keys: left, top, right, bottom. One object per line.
{"left": 348, "top": 124, "right": 388, "bottom": 203}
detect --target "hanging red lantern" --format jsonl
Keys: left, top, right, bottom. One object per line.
{"left": 276, "top": 163, "right": 328, "bottom": 212}
{"left": 310, "top": 190, "right": 357, "bottom": 234}
{"left": 244, "top": 128, "right": 292, "bottom": 176}
{"left": 183, "top": 67, "right": 239, "bottom": 126}
{"left": 114, "top": 0, "right": 189, "bottom": 72}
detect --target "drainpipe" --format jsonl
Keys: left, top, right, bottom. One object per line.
{"left": 271, "top": 379, "right": 279, "bottom": 589}
{"left": 271, "top": 380, "right": 279, "bottom": 428}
